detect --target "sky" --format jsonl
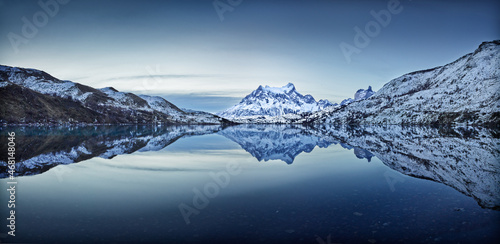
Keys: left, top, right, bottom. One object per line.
{"left": 1, "top": 0, "right": 499, "bottom": 112}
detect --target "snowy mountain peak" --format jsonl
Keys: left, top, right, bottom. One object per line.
{"left": 354, "top": 86, "right": 375, "bottom": 101}
{"left": 264, "top": 82, "right": 295, "bottom": 93}
{"left": 477, "top": 40, "right": 500, "bottom": 52}
{"left": 313, "top": 40, "right": 500, "bottom": 125}
{"left": 254, "top": 83, "right": 296, "bottom": 96}
{"left": 339, "top": 86, "right": 376, "bottom": 106}
{"left": 218, "top": 83, "right": 336, "bottom": 121}
{"left": 100, "top": 87, "right": 119, "bottom": 93}
{"left": 318, "top": 99, "right": 332, "bottom": 107}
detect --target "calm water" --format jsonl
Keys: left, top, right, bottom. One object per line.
{"left": 0, "top": 125, "right": 499, "bottom": 243}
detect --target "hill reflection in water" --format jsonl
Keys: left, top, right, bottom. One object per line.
{"left": 1, "top": 124, "right": 498, "bottom": 209}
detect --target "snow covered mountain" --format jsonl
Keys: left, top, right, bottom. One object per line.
{"left": 217, "top": 83, "right": 336, "bottom": 122}
{"left": 0, "top": 65, "right": 228, "bottom": 125}
{"left": 340, "top": 86, "right": 375, "bottom": 106}
{"left": 354, "top": 86, "right": 375, "bottom": 101}
{"left": 308, "top": 40, "right": 500, "bottom": 125}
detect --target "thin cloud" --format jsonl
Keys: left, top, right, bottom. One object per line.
{"left": 102, "top": 74, "right": 221, "bottom": 82}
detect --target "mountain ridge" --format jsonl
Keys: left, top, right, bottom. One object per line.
{"left": 1, "top": 40, "right": 497, "bottom": 126}
{"left": 0, "top": 65, "right": 229, "bottom": 125}
{"left": 304, "top": 40, "right": 500, "bottom": 126}
{"left": 217, "top": 83, "right": 337, "bottom": 122}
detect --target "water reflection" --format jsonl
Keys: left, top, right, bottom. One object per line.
{"left": 218, "top": 124, "right": 334, "bottom": 164}
{"left": 219, "top": 124, "right": 377, "bottom": 163}
{"left": 0, "top": 125, "right": 222, "bottom": 177}
{"left": 309, "top": 124, "right": 500, "bottom": 209}
{"left": 1, "top": 124, "right": 498, "bottom": 209}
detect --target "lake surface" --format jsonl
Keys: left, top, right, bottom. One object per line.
{"left": 1, "top": 125, "right": 499, "bottom": 243}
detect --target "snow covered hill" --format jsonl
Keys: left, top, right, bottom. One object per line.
{"left": 217, "top": 83, "right": 336, "bottom": 122}
{"left": 0, "top": 65, "right": 228, "bottom": 125}
{"left": 309, "top": 40, "right": 500, "bottom": 125}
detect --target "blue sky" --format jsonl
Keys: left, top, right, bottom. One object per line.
{"left": 1, "top": 0, "right": 499, "bottom": 112}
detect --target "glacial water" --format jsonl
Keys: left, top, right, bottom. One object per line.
{"left": 0, "top": 125, "right": 499, "bottom": 243}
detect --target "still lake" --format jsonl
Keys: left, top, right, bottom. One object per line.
{"left": 1, "top": 125, "right": 499, "bottom": 243}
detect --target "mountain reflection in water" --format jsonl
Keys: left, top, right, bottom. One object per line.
{"left": 1, "top": 124, "right": 498, "bottom": 209}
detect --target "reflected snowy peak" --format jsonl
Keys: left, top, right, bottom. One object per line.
{"left": 0, "top": 125, "right": 222, "bottom": 177}
{"left": 1, "top": 124, "right": 498, "bottom": 209}
{"left": 218, "top": 124, "right": 335, "bottom": 164}
{"left": 310, "top": 124, "right": 500, "bottom": 209}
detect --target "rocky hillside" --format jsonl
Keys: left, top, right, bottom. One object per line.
{"left": 0, "top": 65, "right": 229, "bottom": 125}
{"left": 309, "top": 41, "right": 500, "bottom": 126}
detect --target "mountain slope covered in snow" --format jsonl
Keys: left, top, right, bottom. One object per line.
{"left": 309, "top": 41, "right": 500, "bottom": 125}
{"left": 217, "top": 83, "right": 336, "bottom": 123}
{"left": 0, "top": 65, "right": 228, "bottom": 125}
